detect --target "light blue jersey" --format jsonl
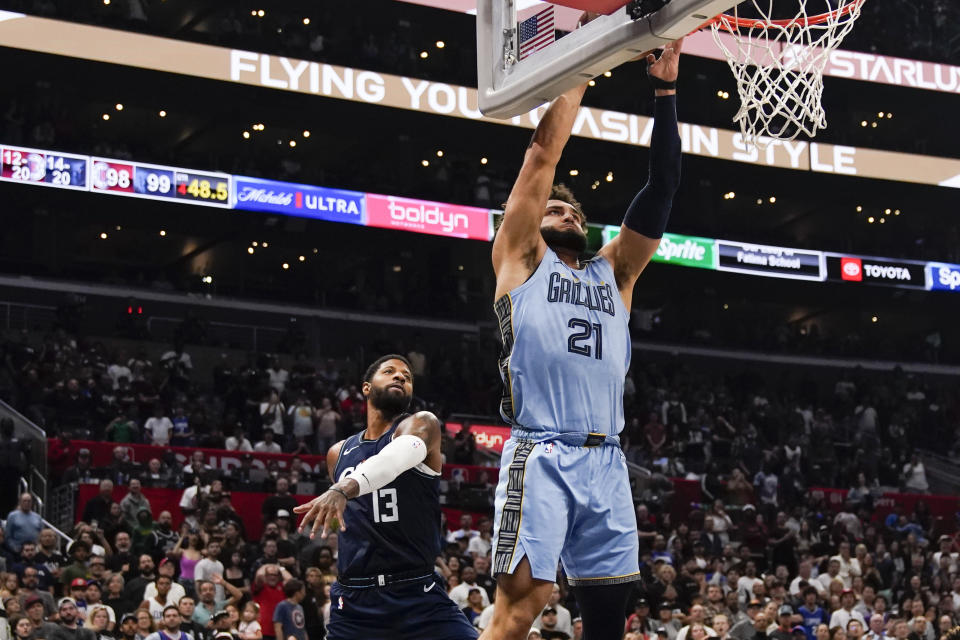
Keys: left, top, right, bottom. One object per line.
{"left": 494, "top": 246, "right": 631, "bottom": 436}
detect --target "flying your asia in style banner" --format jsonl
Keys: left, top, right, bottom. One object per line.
{"left": 1, "top": 13, "right": 960, "bottom": 189}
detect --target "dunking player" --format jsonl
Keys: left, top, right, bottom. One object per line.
{"left": 294, "top": 355, "right": 477, "bottom": 640}
{"left": 480, "top": 40, "right": 684, "bottom": 640}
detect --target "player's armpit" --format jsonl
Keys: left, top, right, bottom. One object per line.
{"left": 491, "top": 148, "right": 552, "bottom": 277}
{"left": 493, "top": 85, "right": 586, "bottom": 286}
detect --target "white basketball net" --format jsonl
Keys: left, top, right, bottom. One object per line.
{"left": 710, "top": 0, "right": 864, "bottom": 148}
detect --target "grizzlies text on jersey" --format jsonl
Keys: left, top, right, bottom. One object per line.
{"left": 495, "top": 246, "right": 631, "bottom": 435}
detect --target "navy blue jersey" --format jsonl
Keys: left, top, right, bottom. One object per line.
{"left": 333, "top": 417, "right": 442, "bottom": 578}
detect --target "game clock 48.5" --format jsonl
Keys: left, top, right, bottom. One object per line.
{"left": 175, "top": 172, "right": 228, "bottom": 203}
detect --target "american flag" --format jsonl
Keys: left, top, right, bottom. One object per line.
{"left": 518, "top": 5, "right": 555, "bottom": 60}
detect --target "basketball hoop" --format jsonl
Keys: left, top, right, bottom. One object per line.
{"left": 705, "top": 0, "right": 865, "bottom": 148}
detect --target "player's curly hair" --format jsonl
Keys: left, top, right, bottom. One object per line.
{"left": 549, "top": 183, "right": 585, "bottom": 224}
{"left": 494, "top": 183, "right": 588, "bottom": 234}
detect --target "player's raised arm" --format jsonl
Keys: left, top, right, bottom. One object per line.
{"left": 492, "top": 83, "right": 587, "bottom": 291}
{"left": 598, "top": 38, "right": 683, "bottom": 310}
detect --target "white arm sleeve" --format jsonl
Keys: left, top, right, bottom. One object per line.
{"left": 343, "top": 434, "right": 428, "bottom": 496}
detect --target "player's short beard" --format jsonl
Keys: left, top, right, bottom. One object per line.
{"left": 369, "top": 384, "right": 412, "bottom": 418}
{"left": 541, "top": 226, "right": 587, "bottom": 254}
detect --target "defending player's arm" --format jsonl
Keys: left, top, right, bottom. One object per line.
{"left": 598, "top": 38, "right": 683, "bottom": 310}
{"left": 492, "top": 83, "right": 587, "bottom": 292}
{"left": 293, "top": 411, "right": 442, "bottom": 539}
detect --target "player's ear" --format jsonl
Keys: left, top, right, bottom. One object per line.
{"left": 361, "top": 381, "right": 371, "bottom": 398}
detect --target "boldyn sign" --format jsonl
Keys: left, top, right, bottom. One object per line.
{"left": 365, "top": 193, "right": 492, "bottom": 240}
{"left": 233, "top": 176, "right": 365, "bottom": 224}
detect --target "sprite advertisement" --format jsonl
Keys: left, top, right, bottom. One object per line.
{"left": 601, "top": 226, "right": 716, "bottom": 270}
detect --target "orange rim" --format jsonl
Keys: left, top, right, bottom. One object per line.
{"left": 704, "top": 0, "right": 864, "bottom": 31}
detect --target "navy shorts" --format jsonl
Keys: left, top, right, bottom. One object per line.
{"left": 328, "top": 576, "right": 478, "bottom": 640}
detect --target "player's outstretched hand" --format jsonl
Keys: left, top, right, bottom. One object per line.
{"left": 295, "top": 490, "right": 348, "bottom": 539}
{"left": 646, "top": 37, "right": 684, "bottom": 83}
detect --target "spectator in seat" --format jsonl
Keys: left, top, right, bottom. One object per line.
{"left": 115, "top": 614, "right": 138, "bottom": 640}
{"left": 120, "top": 480, "right": 151, "bottom": 531}
{"left": 135, "top": 608, "right": 156, "bottom": 640}
{"left": 170, "top": 406, "right": 195, "bottom": 447}
{"left": 63, "top": 448, "right": 97, "bottom": 485}
{"left": 144, "top": 605, "right": 187, "bottom": 640}
{"left": 447, "top": 514, "right": 479, "bottom": 544}
{"left": 537, "top": 607, "right": 570, "bottom": 640}
{"left": 261, "top": 478, "right": 297, "bottom": 521}
{"left": 194, "top": 541, "right": 226, "bottom": 602}
{"left": 677, "top": 605, "right": 717, "bottom": 640}
{"left": 462, "top": 587, "right": 485, "bottom": 627}
{"left": 103, "top": 574, "right": 130, "bottom": 617}
{"left": 314, "top": 398, "right": 340, "bottom": 456}
{"left": 142, "top": 558, "right": 185, "bottom": 609}
{"left": 252, "top": 565, "right": 291, "bottom": 640}
{"left": 59, "top": 541, "right": 92, "bottom": 589}
{"left": 121, "top": 554, "right": 156, "bottom": 604}
{"left": 105, "top": 410, "right": 139, "bottom": 444}
{"left": 272, "top": 579, "right": 307, "bottom": 640}
{"left": 902, "top": 455, "right": 929, "bottom": 493}
{"left": 259, "top": 390, "right": 285, "bottom": 441}
{"left": 254, "top": 431, "right": 281, "bottom": 454}
{"left": 49, "top": 597, "right": 97, "bottom": 640}
{"left": 19, "top": 565, "right": 56, "bottom": 616}
{"left": 22, "top": 594, "right": 48, "bottom": 632}
{"left": 536, "top": 583, "right": 572, "bottom": 638}
{"left": 192, "top": 578, "right": 243, "bottom": 629}
{"left": 830, "top": 590, "right": 866, "bottom": 630}
{"left": 449, "top": 565, "right": 490, "bottom": 610}
{"left": 13, "top": 613, "right": 36, "bottom": 640}
{"left": 468, "top": 517, "right": 493, "bottom": 559}
{"left": 176, "top": 596, "right": 204, "bottom": 640}
{"left": 146, "top": 511, "right": 178, "bottom": 560}
{"left": 225, "top": 428, "right": 253, "bottom": 452}
{"left": 238, "top": 601, "right": 263, "bottom": 640}
{"left": 142, "top": 459, "right": 170, "bottom": 489}
{"left": 730, "top": 602, "right": 766, "bottom": 640}
{"left": 5, "top": 492, "right": 42, "bottom": 554}
{"left": 144, "top": 406, "right": 174, "bottom": 447}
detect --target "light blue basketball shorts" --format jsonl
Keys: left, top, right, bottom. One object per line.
{"left": 491, "top": 431, "right": 641, "bottom": 586}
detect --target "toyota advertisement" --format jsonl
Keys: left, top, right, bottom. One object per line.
{"left": 826, "top": 254, "right": 927, "bottom": 289}
{"left": 365, "top": 193, "right": 493, "bottom": 240}
{"left": 716, "top": 241, "right": 824, "bottom": 281}
{"left": 233, "top": 176, "right": 366, "bottom": 225}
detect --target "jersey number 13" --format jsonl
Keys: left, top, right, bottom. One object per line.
{"left": 372, "top": 488, "right": 398, "bottom": 523}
